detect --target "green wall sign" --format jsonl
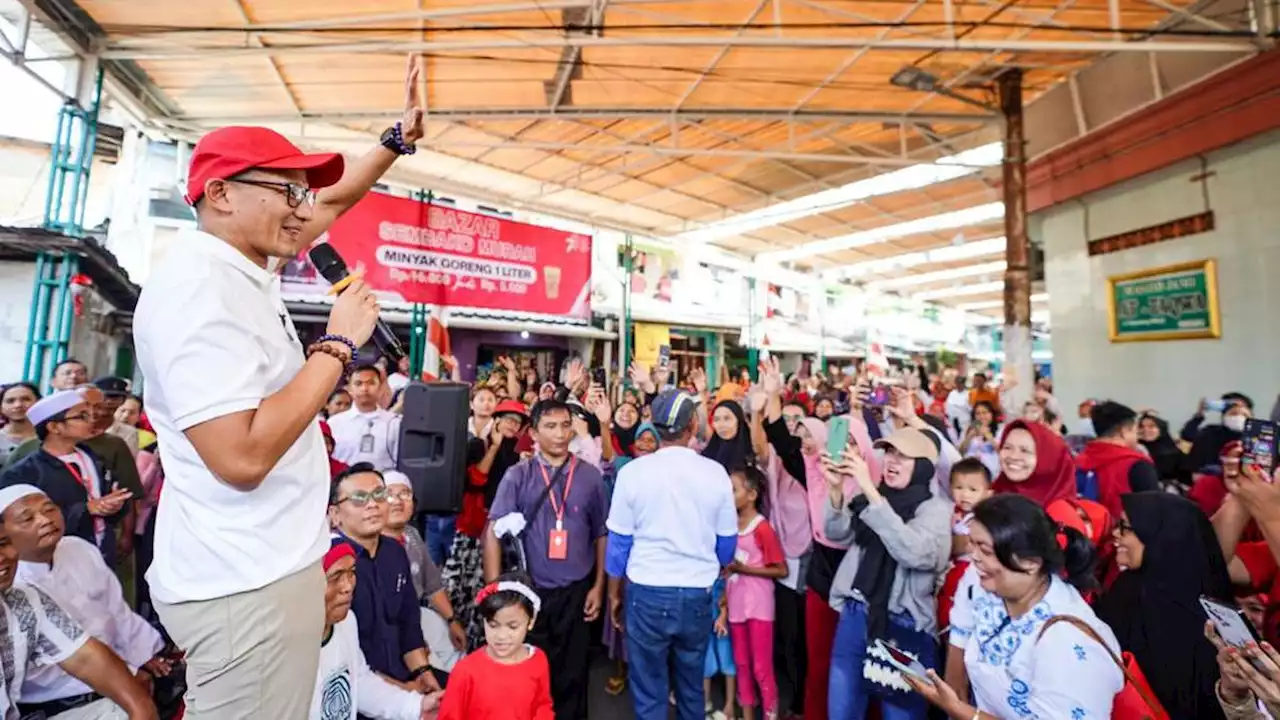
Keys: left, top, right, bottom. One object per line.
{"left": 1106, "top": 259, "right": 1221, "bottom": 342}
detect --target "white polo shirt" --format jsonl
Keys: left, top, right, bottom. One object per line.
{"left": 134, "top": 229, "right": 330, "bottom": 604}
{"left": 606, "top": 445, "right": 737, "bottom": 588}
{"left": 327, "top": 407, "right": 400, "bottom": 472}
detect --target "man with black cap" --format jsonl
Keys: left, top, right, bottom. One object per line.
{"left": 605, "top": 389, "right": 738, "bottom": 720}
{"left": 132, "top": 55, "right": 426, "bottom": 720}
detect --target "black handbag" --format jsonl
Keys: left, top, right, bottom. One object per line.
{"left": 498, "top": 458, "right": 573, "bottom": 575}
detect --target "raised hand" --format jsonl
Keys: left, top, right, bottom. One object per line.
{"left": 689, "top": 368, "right": 708, "bottom": 395}
{"left": 401, "top": 55, "right": 425, "bottom": 145}
{"left": 759, "top": 357, "right": 783, "bottom": 397}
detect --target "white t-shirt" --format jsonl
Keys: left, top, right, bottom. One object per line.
{"left": 0, "top": 584, "right": 87, "bottom": 720}
{"left": 948, "top": 565, "right": 1124, "bottom": 719}
{"left": 606, "top": 446, "right": 737, "bottom": 588}
{"left": 135, "top": 229, "right": 330, "bottom": 603}
{"left": 327, "top": 407, "right": 401, "bottom": 472}
{"left": 311, "top": 614, "right": 421, "bottom": 720}
{"left": 16, "top": 537, "right": 163, "bottom": 703}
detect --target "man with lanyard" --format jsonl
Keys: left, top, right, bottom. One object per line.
{"left": 606, "top": 389, "right": 738, "bottom": 720}
{"left": 8, "top": 381, "right": 144, "bottom": 570}
{"left": 0, "top": 388, "right": 133, "bottom": 564}
{"left": 328, "top": 363, "right": 401, "bottom": 472}
{"left": 132, "top": 56, "right": 422, "bottom": 719}
{"left": 482, "top": 398, "right": 608, "bottom": 720}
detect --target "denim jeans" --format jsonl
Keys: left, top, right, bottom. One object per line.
{"left": 422, "top": 514, "right": 457, "bottom": 567}
{"left": 625, "top": 583, "right": 714, "bottom": 720}
{"left": 828, "top": 600, "right": 934, "bottom": 720}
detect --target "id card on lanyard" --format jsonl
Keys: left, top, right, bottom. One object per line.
{"left": 63, "top": 454, "right": 105, "bottom": 538}
{"left": 540, "top": 459, "right": 576, "bottom": 561}
{"left": 360, "top": 420, "right": 376, "bottom": 454}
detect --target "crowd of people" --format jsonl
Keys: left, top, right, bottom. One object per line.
{"left": 2, "top": 55, "right": 1277, "bottom": 720}
{"left": 8, "top": 343, "right": 1280, "bottom": 720}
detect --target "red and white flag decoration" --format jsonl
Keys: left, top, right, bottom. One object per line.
{"left": 421, "top": 313, "right": 452, "bottom": 382}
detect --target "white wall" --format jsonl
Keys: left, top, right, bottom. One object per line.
{"left": 0, "top": 262, "right": 38, "bottom": 379}
{"left": 1037, "top": 128, "right": 1280, "bottom": 423}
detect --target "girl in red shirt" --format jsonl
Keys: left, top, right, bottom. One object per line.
{"left": 438, "top": 576, "right": 554, "bottom": 720}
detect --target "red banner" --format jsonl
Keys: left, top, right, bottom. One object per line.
{"left": 281, "top": 192, "right": 593, "bottom": 319}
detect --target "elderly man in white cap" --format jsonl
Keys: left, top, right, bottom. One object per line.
{"left": 3, "top": 485, "right": 170, "bottom": 717}
{"left": 0, "top": 484, "right": 157, "bottom": 720}
{"left": 382, "top": 470, "right": 465, "bottom": 674}
{"left": 0, "top": 388, "right": 132, "bottom": 564}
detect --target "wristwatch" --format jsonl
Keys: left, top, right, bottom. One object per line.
{"left": 380, "top": 122, "right": 417, "bottom": 156}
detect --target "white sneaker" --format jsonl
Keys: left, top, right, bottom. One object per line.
{"left": 709, "top": 712, "right": 728, "bottom": 720}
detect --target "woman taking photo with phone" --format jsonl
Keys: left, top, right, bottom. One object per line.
{"left": 821, "top": 426, "right": 951, "bottom": 720}
{"left": 912, "top": 494, "right": 1124, "bottom": 719}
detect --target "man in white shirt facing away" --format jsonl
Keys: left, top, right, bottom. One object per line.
{"left": 0, "top": 484, "right": 157, "bottom": 720}
{"left": 605, "top": 389, "right": 738, "bottom": 720}
{"left": 313, "top": 543, "right": 441, "bottom": 720}
{"left": 329, "top": 364, "right": 402, "bottom": 472}
{"left": 134, "top": 58, "right": 426, "bottom": 719}
{"left": 4, "top": 485, "right": 168, "bottom": 714}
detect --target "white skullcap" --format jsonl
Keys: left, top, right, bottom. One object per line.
{"left": 28, "top": 387, "right": 103, "bottom": 426}
{"left": 0, "top": 484, "right": 46, "bottom": 516}
{"left": 383, "top": 471, "right": 411, "bottom": 489}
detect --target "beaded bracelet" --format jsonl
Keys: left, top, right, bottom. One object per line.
{"left": 308, "top": 334, "right": 357, "bottom": 377}
{"left": 390, "top": 122, "right": 417, "bottom": 155}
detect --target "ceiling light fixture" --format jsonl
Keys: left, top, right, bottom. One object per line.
{"left": 826, "top": 236, "right": 1007, "bottom": 281}
{"left": 914, "top": 281, "right": 1004, "bottom": 301}
{"left": 675, "top": 142, "right": 1003, "bottom": 245}
{"left": 762, "top": 202, "right": 1004, "bottom": 264}
{"left": 867, "top": 260, "right": 1008, "bottom": 291}
{"left": 890, "top": 67, "right": 997, "bottom": 112}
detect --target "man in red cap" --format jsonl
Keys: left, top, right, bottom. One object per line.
{"left": 133, "top": 55, "right": 426, "bottom": 720}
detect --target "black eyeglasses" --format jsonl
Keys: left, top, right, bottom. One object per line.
{"left": 1114, "top": 519, "right": 1134, "bottom": 535}
{"left": 60, "top": 412, "right": 93, "bottom": 423}
{"left": 227, "top": 179, "right": 316, "bottom": 209}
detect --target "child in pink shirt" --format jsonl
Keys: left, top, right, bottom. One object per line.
{"left": 725, "top": 466, "right": 788, "bottom": 720}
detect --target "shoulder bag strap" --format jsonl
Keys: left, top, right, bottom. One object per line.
{"left": 1038, "top": 615, "right": 1163, "bottom": 713}
{"left": 524, "top": 457, "right": 572, "bottom": 524}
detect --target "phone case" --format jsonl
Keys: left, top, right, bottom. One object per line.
{"left": 826, "top": 418, "right": 850, "bottom": 457}
{"left": 1201, "top": 597, "right": 1261, "bottom": 647}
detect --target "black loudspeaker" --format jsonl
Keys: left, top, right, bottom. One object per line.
{"left": 397, "top": 381, "right": 469, "bottom": 514}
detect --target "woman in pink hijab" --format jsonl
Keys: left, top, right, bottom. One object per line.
{"left": 752, "top": 359, "right": 880, "bottom": 720}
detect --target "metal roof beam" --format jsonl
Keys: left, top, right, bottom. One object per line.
{"left": 256, "top": 136, "right": 943, "bottom": 167}
{"left": 100, "top": 34, "right": 1258, "bottom": 60}
{"left": 167, "top": 107, "right": 991, "bottom": 125}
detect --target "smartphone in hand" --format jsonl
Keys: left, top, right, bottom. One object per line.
{"left": 873, "top": 639, "right": 933, "bottom": 685}
{"left": 1242, "top": 419, "right": 1277, "bottom": 480}
{"left": 1202, "top": 596, "right": 1263, "bottom": 648}
{"left": 658, "top": 345, "right": 671, "bottom": 371}
{"left": 826, "top": 416, "right": 850, "bottom": 458}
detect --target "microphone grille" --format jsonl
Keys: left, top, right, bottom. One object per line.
{"left": 308, "top": 243, "right": 346, "bottom": 282}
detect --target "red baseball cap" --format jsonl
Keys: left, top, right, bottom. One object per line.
{"left": 185, "top": 126, "right": 345, "bottom": 205}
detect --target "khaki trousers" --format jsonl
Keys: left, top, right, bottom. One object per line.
{"left": 155, "top": 562, "right": 325, "bottom": 720}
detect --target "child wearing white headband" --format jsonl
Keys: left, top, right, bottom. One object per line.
{"left": 434, "top": 574, "right": 553, "bottom": 720}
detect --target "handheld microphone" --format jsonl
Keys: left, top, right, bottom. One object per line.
{"left": 308, "top": 243, "right": 407, "bottom": 363}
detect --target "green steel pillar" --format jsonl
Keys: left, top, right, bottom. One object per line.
{"left": 408, "top": 303, "right": 426, "bottom": 380}
{"left": 407, "top": 189, "right": 434, "bottom": 380}
{"left": 619, "top": 235, "right": 634, "bottom": 377}
{"left": 747, "top": 276, "right": 759, "bottom": 381}
{"left": 23, "top": 252, "right": 79, "bottom": 392}
{"left": 43, "top": 66, "right": 102, "bottom": 237}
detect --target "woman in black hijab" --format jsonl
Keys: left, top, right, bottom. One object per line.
{"left": 1096, "top": 492, "right": 1232, "bottom": 720}
{"left": 1138, "top": 412, "right": 1188, "bottom": 491}
{"left": 703, "top": 399, "right": 756, "bottom": 472}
